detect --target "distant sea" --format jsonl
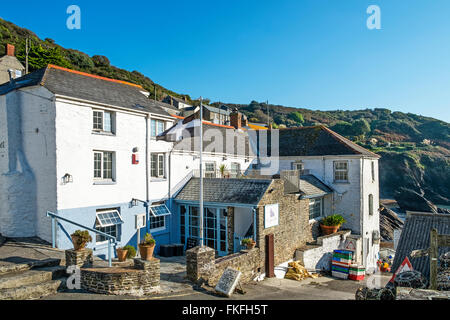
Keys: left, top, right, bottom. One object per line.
{"left": 437, "top": 204, "right": 450, "bottom": 210}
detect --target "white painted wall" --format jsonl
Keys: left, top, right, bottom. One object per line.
{"left": 55, "top": 99, "right": 148, "bottom": 210}
{"left": 0, "top": 87, "right": 57, "bottom": 240}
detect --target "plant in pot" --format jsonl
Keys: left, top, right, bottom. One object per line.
{"left": 219, "top": 164, "right": 229, "bottom": 178}
{"left": 138, "top": 233, "right": 156, "bottom": 261}
{"left": 123, "top": 245, "right": 136, "bottom": 259}
{"left": 71, "top": 230, "right": 92, "bottom": 251}
{"left": 319, "top": 214, "right": 346, "bottom": 235}
{"left": 116, "top": 247, "right": 128, "bottom": 262}
{"left": 241, "top": 238, "right": 256, "bottom": 250}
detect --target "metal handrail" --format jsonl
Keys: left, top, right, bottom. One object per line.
{"left": 46, "top": 211, "right": 116, "bottom": 267}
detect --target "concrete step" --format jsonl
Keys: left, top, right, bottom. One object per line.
{"left": 0, "top": 258, "right": 61, "bottom": 275}
{"left": 0, "top": 278, "right": 66, "bottom": 300}
{"left": 0, "top": 266, "right": 66, "bottom": 290}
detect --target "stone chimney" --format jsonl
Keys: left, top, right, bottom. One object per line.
{"left": 242, "top": 114, "right": 248, "bottom": 127}
{"left": 183, "top": 96, "right": 187, "bottom": 102}
{"left": 230, "top": 109, "right": 242, "bottom": 129}
{"left": 6, "top": 44, "right": 15, "bottom": 56}
{"left": 170, "top": 96, "right": 173, "bottom": 106}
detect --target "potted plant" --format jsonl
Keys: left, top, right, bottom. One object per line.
{"left": 123, "top": 245, "right": 137, "bottom": 259}
{"left": 138, "top": 233, "right": 156, "bottom": 261}
{"left": 241, "top": 238, "right": 256, "bottom": 250}
{"left": 116, "top": 247, "right": 128, "bottom": 262}
{"left": 319, "top": 214, "right": 346, "bottom": 235}
{"left": 219, "top": 164, "right": 229, "bottom": 178}
{"left": 71, "top": 230, "right": 92, "bottom": 251}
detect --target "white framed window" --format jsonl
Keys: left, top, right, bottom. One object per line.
{"left": 93, "top": 151, "right": 115, "bottom": 181}
{"left": 93, "top": 109, "right": 114, "bottom": 133}
{"left": 95, "top": 209, "right": 123, "bottom": 243}
{"left": 151, "top": 119, "right": 166, "bottom": 137}
{"left": 230, "top": 162, "right": 240, "bottom": 178}
{"left": 309, "top": 198, "right": 323, "bottom": 220}
{"left": 151, "top": 153, "right": 165, "bottom": 178}
{"left": 334, "top": 161, "right": 349, "bottom": 182}
{"left": 149, "top": 203, "right": 172, "bottom": 232}
{"left": 292, "top": 161, "right": 304, "bottom": 175}
{"left": 205, "top": 162, "right": 216, "bottom": 178}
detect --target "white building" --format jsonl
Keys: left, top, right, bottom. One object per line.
{"left": 1, "top": 65, "right": 380, "bottom": 272}
{"left": 255, "top": 126, "right": 381, "bottom": 272}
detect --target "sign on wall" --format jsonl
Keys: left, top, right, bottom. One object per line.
{"left": 264, "top": 204, "right": 279, "bottom": 229}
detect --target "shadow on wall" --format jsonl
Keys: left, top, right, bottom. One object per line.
{"left": 1, "top": 92, "right": 37, "bottom": 237}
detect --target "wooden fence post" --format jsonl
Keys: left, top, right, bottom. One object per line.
{"left": 430, "top": 228, "right": 438, "bottom": 290}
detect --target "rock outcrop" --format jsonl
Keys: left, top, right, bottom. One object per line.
{"left": 379, "top": 205, "right": 404, "bottom": 241}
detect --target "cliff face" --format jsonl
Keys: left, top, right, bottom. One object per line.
{"left": 379, "top": 150, "right": 450, "bottom": 207}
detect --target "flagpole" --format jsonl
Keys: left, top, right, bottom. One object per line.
{"left": 199, "top": 97, "right": 204, "bottom": 247}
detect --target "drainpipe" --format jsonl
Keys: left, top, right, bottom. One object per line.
{"left": 146, "top": 114, "right": 151, "bottom": 235}
{"left": 360, "top": 158, "right": 365, "bottom": 267}
{"left": 252, "top": 207, "right": 257, "bottom": 241}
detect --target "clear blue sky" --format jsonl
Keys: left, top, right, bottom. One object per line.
{"left": 1, "top": 1, "right": 449, "bottom": 122}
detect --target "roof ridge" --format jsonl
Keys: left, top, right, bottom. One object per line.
{"left": 320, "top": 125, "right": 380, "bottom": 158}
{"left": 46, "top": 64, "right": 144, "bottom": 89}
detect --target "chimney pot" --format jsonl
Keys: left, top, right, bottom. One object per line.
{"left": 6, "top": 44, "right": 15, "bottom": 57}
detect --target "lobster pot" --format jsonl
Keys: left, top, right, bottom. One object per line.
{"left": 349, "top": 264, "right": 365, "bottom": 281}
{"left": 331, "top": 250, "right": 353, "bottom": 280}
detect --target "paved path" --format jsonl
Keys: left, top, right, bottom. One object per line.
{"left": 0, "top": 238, "right": 65, "bottom": 272}
{"left": 43, "top": 273, "right": 392, "bottom": 300}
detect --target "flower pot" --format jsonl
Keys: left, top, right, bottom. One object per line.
{"left": 116, "top": 248, "right": 128, "bottom": 262}
{"left": 246, "top": 242, "right": 256, "bottom": 250}
{"left": 320, "top": 224, "right": 340, "bottom": 235}
{"left": 71, "top": 235, "right": 87, "bottom": 251}
{"left": 139, "top": 243, "right": 155, "bottom": 261}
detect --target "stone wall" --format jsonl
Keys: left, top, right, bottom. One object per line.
{"left": 186, "top": 246, "right": 261, "bottom": 287}
{"left": 65, "top": 248, "right": 93, "bottom": 268}
{"left": 295, "top": 230, "right": 353, "bottom": 271}
{"left": 256, "top": 179, "right": 312, "bottom": 268}
{"left": 80, "top": 258, "right": 160, "bottom": 296}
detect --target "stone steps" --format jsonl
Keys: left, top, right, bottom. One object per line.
{"left": 0, "top": 260, "right": 67, "bottom": 300}
{"left": 0, "top": 258, "right": 61, "bottom": 275}
{"left": 0, "top": 278, "right": 66, "bottom": 300}
{"left": 0, "top": 265, "right": 66, "bottom": 290}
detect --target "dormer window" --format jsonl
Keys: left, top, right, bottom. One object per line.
{"left": 93, "top": 109, "right": 114, "bottom": 133}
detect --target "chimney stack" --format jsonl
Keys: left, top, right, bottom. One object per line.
{"left": 230, "top": 109, "right": 242, "bottom": 129}
{"left": 6, "top": 44, "right": 15, "bottom": 56}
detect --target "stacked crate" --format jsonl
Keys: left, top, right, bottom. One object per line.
{"left": 331, "top": 250, "right": 353, "bottom": 279}
{"left": 349, "top": 264, "right": 365, "bottom": 281}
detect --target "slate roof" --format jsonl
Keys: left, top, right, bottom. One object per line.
{"left": 166, "top": 122, "right": 253, "bottom": 157}
{"left": 391, "top": 212, "right": 450, "bottom": 279}
{"left": 268, "top": 126, "right": 379, "bottom": 158}
{"left": 0, "top": 65, "right": 172, "bottom": 117}
{"left": 299, "top": 175, "right": 333, "bottom": 198}
{"left": 175, "top": 178, "right": 272, "bottom": 205}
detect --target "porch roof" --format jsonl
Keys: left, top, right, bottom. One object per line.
{"left": 298, "top": 174, "right": 333, "bottom": 199}
{"left": 175, "top": 178, "right": 272, "bottom": 206}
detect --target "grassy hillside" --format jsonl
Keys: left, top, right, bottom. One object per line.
{"left": 219, "top": 101, "right": 450, "bottom": 205}
{"left": 1, "top": 18, "right": 449, "bottom": 206}
{"left": 0, "top": 18, "right": 193, "bottom": 102}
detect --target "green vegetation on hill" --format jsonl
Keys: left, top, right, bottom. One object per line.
{"left": 1, "top": 17, "right": 449, "bottom": 206}
{"left": 216, "top": 101, "right": 450, "bottom": 205}
{"left": 0, "top": 18, "right": 191, "bottom": 102}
